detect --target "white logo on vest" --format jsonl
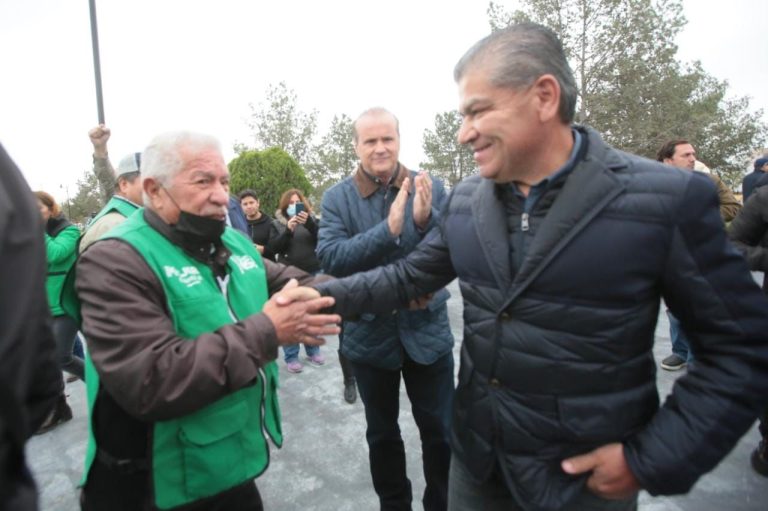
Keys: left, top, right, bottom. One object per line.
{"left": 230, "top": 255, "right": 257, "bottom": 274}
{"left": 163, "top": 265, "right": 203, "bottom": 287}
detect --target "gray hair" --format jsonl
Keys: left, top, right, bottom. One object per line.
{"left": 352, "top": 107, "right": 400, "bottom": 143}
{"left": 454, "top": 22, "right": 577, "bottom": 124}
{"left": 140, "top": 131, "right": 222, "bottom": 202}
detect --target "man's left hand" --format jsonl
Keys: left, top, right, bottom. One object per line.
{"left": 413, "top": 172, "right": 433, "bottom": 230}
{"left": 561, "top": 443, "right": 641, "bottom": 499}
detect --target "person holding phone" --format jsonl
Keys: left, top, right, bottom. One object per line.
{"left": 271, "top": 188, "right": 324, "bottom": 372}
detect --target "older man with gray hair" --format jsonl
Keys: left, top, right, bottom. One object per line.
{"left": 312, "top": 23, "right": 768, "bottom": 511}
{"left": 75, "top": 130, "right": 340, "bottom": 511}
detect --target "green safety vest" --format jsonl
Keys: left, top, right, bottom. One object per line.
{"left": 89, "top": 194, "right": 139, "bottom": 226}
{"left": 59, "top": 196, "right": 139, "bottom": 322}
{"left": 80, "top": 211, "right": 282, "bottom": 509}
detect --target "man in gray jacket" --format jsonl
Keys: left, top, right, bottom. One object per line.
{"left": 313, "top": 24, "right": 768, "bottom": 511}
{"left": 317, "top": 108, "right": 454, "bottom": 511}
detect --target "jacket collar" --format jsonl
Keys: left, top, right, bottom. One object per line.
{"left": 470, "top": 125, "right": 628, "bottom": 298}
{"left": 45, "top": 214, "right": 72, "bottom": 237}
{"left": 353, "top": 162, "right": 408, "bottom": 198}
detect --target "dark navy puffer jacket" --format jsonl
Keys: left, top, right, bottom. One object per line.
{"left": 315, "top": 127, "right": 768, "bottom": 510}
{"left": 316, "top": 165, "right": 454, "bottom": 369}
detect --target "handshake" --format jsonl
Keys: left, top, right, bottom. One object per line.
{"left": 262, "top": 279, "right": 341, "bottom": 347}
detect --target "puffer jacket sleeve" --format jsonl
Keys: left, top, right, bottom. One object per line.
{"left": 624, "top": 172, "right": 768, "bottom": 494}
{"left": 45, "top": 225, "right": 79, "bottom": 264}
{"left": 728, "top": 186, "right": 768, "bottom": 271}
{"left": 315, "top": 198, "right": 457, "bottom": 315}
{"left": 316, "top": 183, "right": 402, "bottom": 277}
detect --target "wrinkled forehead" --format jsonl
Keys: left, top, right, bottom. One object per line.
{"left": 176, "top": 147, "right": 227, "bottom": 177}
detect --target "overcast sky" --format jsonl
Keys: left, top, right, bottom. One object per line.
{"left": 1, "top": 0, "right": 766, "bottom": 201}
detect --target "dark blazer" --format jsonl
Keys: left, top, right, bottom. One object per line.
{"left": 0, "top": 144, "right": 62, "bottom": 510}
{"left": 315, "top": 126, "right": 768, "bottom": 510}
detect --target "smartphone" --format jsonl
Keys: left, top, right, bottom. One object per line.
{"left": 294, "top": 202, "right": 305, "bottom": 215}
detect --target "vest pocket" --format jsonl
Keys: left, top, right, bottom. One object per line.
{"left": 178, "top": 399, "right": 249, "bottom": 500}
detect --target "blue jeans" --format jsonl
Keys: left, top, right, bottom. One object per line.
{"left": 282, "top": 343, "right": 320, "bottom": 363}
{"left": 73, "top": 334, "right": 85, "bottom": 359}
{"left": 448, "top": 457, "right": 637, "bottom": 511}
{"left": 667, "top": 311, "right": 693, "bottom": 362}
{"left": 352, "top": 351, "right": 454, "bottom": 511}
{"left": 52, "top": 315, "right": 84, "bottom": 380}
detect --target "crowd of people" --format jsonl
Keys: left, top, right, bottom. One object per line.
{"left": 2, "top": 22, "right": 768, "bottom": 511}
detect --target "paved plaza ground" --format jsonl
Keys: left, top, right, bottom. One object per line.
{"left": 27, "top": 280, "right": 768, "bottom": 510}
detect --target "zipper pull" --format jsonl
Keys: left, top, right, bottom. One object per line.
{"left": 521, "top": 212, "right": 530, "bottom": 232}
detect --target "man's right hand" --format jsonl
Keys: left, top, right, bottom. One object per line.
{"left": 89, "top": 124, "right": 111, "bottom": 158}
{"left": 387, "top": 176, "right": 410, "bottom": 237}
{"left": 262, "top": 279, "right": 340, "bottom": 346}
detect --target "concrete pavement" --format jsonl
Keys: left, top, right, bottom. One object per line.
{"left": 27, "top": 279, "right": 767, "bottom": 510}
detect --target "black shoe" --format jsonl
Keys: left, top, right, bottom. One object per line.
{"left": 660, "top": 354, "right": 687, "bottom": 371}
{"left": 343, "top": 378, "right": 357, "bottom": 404}
{"left": 751, "top": 441, "right": 768, "bottom": 477}
{"left": 35, "top": 396, "right": 73, "bottom": 435}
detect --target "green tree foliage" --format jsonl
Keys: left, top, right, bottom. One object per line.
{"left": 62, "top": 170, "right": 103, "bottom": 224}
{"left": 244, "top": 81, "right": 318, "bottom": 167}
{"left": 228, "top": 147, "right": 312, "bottom": 216}
{"left": 420, "top": 110, "right": 476, "bottom": 187}
{"left": 305, "top": 113, "right": 357, "bottom": 206}
{"left": 487, "top": 0, "right": 767, "bottom": 190}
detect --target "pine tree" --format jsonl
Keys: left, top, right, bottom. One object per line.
{"left": 420, "top": 111, "right": 475, "bottom": 187}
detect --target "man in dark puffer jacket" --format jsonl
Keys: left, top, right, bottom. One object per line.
{"left": 313, "top": 23, "right": 768, "bottom": 511}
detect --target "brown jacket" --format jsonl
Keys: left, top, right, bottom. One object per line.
{"left": 709, "top": 173, "right": 741, "bottom": 223}
{"left": 77, "top": 208, "right": 320, "bottom": 422}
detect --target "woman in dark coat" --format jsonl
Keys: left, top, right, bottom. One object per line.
{"left": 271, "top": 189, "right": 324, "bottom": 373}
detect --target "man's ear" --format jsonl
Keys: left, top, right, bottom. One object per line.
{"left": 117, "top": 176, "right": 128, "bottom": 194}
{"left": 532, "top": 74, "right": 561, "bottom": 123}
{"left": 143, "top": 177, "right": 163, "bottom": 209}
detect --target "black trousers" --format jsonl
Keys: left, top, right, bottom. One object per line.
{"left": 353, "top": 352, "right": 454, "bottom": 511}
{"left": 338, "top": 322, "right": 355, "bottom": 382}
{"left": 81, "top": 461, "right": 264, "bottom": 511}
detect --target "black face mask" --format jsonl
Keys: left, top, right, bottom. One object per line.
{"left": 162, "top": 187, "right": 226, "bottom": 245}
{"left": 173, "top": 210, "right": 226, "bottom": 245}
